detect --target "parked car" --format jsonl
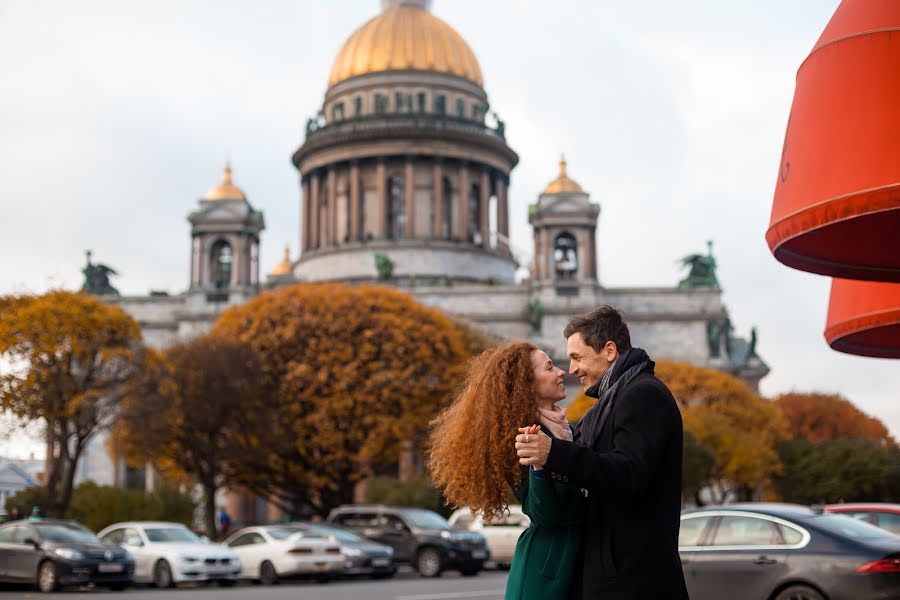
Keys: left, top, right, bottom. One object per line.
{"left": 327, "top": 505, "right": 489, "bottom": 577}
{"left": 286, "top": 522, "right": 396, "bottom": 579}
{"left": 0, "top": 519, "right": 134, "bottom": 593}
{"left": 97, "top": 521, "right": 240, "bottom": 588}
{"left": 448, "top": 505, "right": 529, "bottom": 567}
{"left": 680, "top": 503, "right": 900, "bottom": 600}
{"left": 222, "top": 524, "right": 344, "bottom": 584}
{"left": 824, "top": 503, "right": 900, "bottom": 535}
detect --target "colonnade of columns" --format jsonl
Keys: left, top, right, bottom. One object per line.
{"left": 300, "top": 157, "right": 510, "bottom": 254}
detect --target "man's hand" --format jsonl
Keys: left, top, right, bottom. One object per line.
{"left": 515, "top": 425, "right": 551, "bottom": 468}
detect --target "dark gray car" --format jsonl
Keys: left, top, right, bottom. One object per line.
{"left": 680, "top": 504, "right": 900, "bottom": 600}
{"left": 289, "top": 522, "right": 396, "bottom": 579}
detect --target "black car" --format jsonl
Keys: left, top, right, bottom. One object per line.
{"left": 290, "top": 522, "right": 397, "bottom": 579}
{"left": 0, "top": 519, "right": 134, "bottom": 592}
{"left": 327, "top": 505, "right": 489, "bottom": 577}
{"left": 680, "top": 503, "right": 900, "bottom": 600}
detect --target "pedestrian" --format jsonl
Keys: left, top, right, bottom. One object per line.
{"left": 28, "top": 505, "right": 43, "bottom": 521}
{"left": 8, "top": 505, "right": 22, "bottom": 521}
{"left": 516, "top": 305, "right": 688, "bottom": 600}
{"left": 218, "top": 507, "right": 231, "bottom": 536}
{"left": 429, "top": 341, "right": 582, "bottom": 599}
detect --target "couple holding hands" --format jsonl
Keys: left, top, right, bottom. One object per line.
{"left": 429, "top": 306, "right": 689, "bottom": 600}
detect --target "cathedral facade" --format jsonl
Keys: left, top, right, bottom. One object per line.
{"left": 85, "top": 0, "right": 766, "bottom": 513}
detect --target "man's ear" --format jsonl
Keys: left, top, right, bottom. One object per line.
{"left": 606, "top": 341, "right": 618, "bottom": 362}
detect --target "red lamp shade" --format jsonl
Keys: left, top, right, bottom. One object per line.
{"left": 825, "top": 278, "right": 900, "bottom": 358}
{"left": 767, "top": 0, "right": 900, "bottom": 282}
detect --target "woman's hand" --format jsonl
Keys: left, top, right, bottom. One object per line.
{"left": 515, "top": 424, "right": 550, "bottom": 470}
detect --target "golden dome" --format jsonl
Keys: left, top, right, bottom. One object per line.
{"left": 543, "top": 157, "right": 584, "bottom": 195}
{"left": 327, "top": 1, "right": 483, "bottom": 88}
{"left": 270, "top": 245, "right": 293, "bottom": 276}
{"left": 205, "top": 163, "right": 247, "bottom": 201}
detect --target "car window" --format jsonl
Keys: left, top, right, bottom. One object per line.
{"left": 0, "top": 526, "right": 16, "bottom": 543}
{"left": 402, "top": 509, "right": 450, "bottom": 530}
{"left": 307, "top": 525, "right": 363, "bottom": 542}
{"left": 336, "top": 512, "right": 378, "bottom": 528}
{"left": 144, "top": 526, "right": 200, "bottom": 543}
{"left": 13, "top": 524, "right": 36, "bottom": 544}
{"left": 33, "top": 523, "right": 98, "bottom": 543}
{"left": 381, "top": 515, "right": 409, "bottom": 531}
{"left": 841, "top": 511, "right": 875, "bottom": 524}
{"left": 229, "top": 533, "right": 265, "bottom": 547}
{"left": 679, "top": 515, "right": 713, "bottom": 547}
{"left": 101, "top": 528, "right": 124, "bottom": 545}
{"left": 268, "top": 527, "right": 315, "bottom": 541}
{"left": 451, "top": 513, "right": 475, "bottom": 529}
{"left": 811, "top": 514, "right": 896, "bottom": 539}
{"left": 775, "top": 523, "right": 804, "bottom": 545}
{"left": 875, "top": 513, "right": 900, "bottom": 535}
{"left": 712, "top": 516, "right": 780, "bottom": 546}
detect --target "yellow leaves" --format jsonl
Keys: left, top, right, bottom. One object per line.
{"left": 565, "top": 390, "right": 594, "bottom": 423}
{"left": 773, "top": 391, "right": 894, "bottom": 445}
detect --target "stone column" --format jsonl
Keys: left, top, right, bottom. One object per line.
{"left": 404, "top": 157, "right": 415, "bottom": 238}
{"left": 310, "top": 172, "right": 320, "bottom": 249}
{"left": 497, "top": 174, "right": 508, "bottom": 249}
{"left": 533, "top": 228, "right": 541, "bottom": 280}
{"left": 327, "top": 167, "right": 336, "bottom": 247}
{"left": 457, "top": 162, "right": 468, "bottom": 240}
{"left": 480, "top": 168, "right": 490, "bottom": 249}
{"left": 542, "top": 228, "right": 551, "bottom": 280}
{"left": 589, "top": 227, "right": 598, "bottom": 279}
{"left": 375, "top": 159, "right": 386, "bottom": 239}
{"left": 432, "top": 159, "right": 443, "bottom": 238}
{"left": 349, "top": 160, "right": 360, "bottom": 241}
{"left": 301, "top": 177, "right": 310, "bottom": 252}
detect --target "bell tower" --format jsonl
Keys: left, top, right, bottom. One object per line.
{"left": 187, "top": 163, "right": 265, "bottom": 303}
{"left": 529, "top": 157, "right": 600, "bottom": 292}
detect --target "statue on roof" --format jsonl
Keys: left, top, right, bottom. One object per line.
{"left": 375, "top": 253, "right": 394, "bottom": 281}
{"left": 81, "top": 250, "right": 120, "bottom": 296}
{"left": 679, "top": 240, "right": 720, "bottom": 289}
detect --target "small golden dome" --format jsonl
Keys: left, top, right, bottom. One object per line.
{"left": 205, "top": 162, "right": 247, "bottom": 201}
{"left": 270, "top": 245, "right": 293, "bottom": 276}
{"left": 328, "top": 1, "right": 483, "bottom": 88}
{"left": 543, "top": 156, "right": 584, "bottom": 195}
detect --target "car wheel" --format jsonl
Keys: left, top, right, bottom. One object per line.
{"left": 415, "top": 547, "right": 443, "bottom": 578}
{"left": 153, "top": 559, "right": 175, "bottom": 589}
{"left": 260, "top": 561, "right": 279, "bottom": 585}
{"left": 37, "top": 561, "right": 59, "bottom": 593}
{"left": 774, "top": 584, "right": 826, "bottom": 600}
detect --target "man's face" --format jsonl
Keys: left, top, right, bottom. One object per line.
{"left": 567, "top": 332, "right": 618, "bottom": 390}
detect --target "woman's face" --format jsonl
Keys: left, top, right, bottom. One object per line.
{"left": 531, "top": 349, "right": 567, "bottom": 404}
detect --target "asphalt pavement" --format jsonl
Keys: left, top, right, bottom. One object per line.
{"left": 0, "top": 568, "right": 508, "bottom": 600}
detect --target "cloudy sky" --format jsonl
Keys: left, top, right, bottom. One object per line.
{"left": 3, "top": 0, "right": 898, "bottom": 455}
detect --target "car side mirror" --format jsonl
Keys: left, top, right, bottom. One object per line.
{"left": 23, "top": 537, "right": 40, "bottom": 549}
{"left": 126, "top": 537, "right": 143, "bottom": 547}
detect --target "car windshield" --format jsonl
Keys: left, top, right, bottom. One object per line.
{"left": 267, "top": 527, "right": 322, "bottom": 541}
{"left": 34, "top": 523, "right": 98, "bottom": 543}
{"left": 810, "top": 514, "right": 896, "bottom": 540}
{"left": 307, "top": 524, "right": 363, "bottom": 542}
{"left": 144, "top": 527, "right": 200, "bottom": 543}
{"left": 403, "top": 509, "right": 450, "bottom": 530}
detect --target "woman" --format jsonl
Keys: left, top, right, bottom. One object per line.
{"left": 429, "top": 341, "right": 582, "bottom": 600}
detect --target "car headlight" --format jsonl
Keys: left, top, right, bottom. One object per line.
{"left": 54, "top": 548, "right": 84, "bottom": 561}
{"left": 344, "top": 548, "right": 363, "bottom": 557}
{"left": 440, "top": 531, "right": 452, "bottom": 539}
{"left": 180, "top": 555, "right": 200, "bottom": 563}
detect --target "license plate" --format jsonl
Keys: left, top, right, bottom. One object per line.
{"left": 314, "top": 562, "right": 328, "bottom": 570}
{"left": 471, "top": 550, "right": 487, "bottom": 559}
{"left": 372, "top": 558, "right": 391, "bottom": 567}
{"left": 98, "top": 563, "right": 123, "bottom": 573}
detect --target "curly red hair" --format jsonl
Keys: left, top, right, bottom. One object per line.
{"left": 427, "top": 341, "right": 539, "bottom": 520}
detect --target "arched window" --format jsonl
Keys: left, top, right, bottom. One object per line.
{"left": 210, "top": 240, "right": 233, "bottom": 289}
{"left": 387, "top": 173, "right": 406, "bottom": 240}
{"left": 554, "top": 232, "right": 578, "bottom": 279}
{"left": 468, "top": 183, "right": 481, "bottom": 243}
{"left": 441, "top": 176, "right": 453, "bottom": 239}
{"left": 434, "top": 95, "right": 446, "bottom": 115}
{"left": 456, "top": 98, "right": 466, "bottom": 118}
{"left": 354, "top": 96, "right": 363, "bottom": 117}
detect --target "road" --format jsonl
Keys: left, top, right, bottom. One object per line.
{"left": 0, "top": 569, "right": 508, "bottom": 600}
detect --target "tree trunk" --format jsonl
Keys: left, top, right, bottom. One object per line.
{"left": 203, "top": 482, "right": 218, "bottom": 540}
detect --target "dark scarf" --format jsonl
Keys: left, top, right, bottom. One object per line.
{"left": 574, "top": 347, "right": 655, "bottom": 446}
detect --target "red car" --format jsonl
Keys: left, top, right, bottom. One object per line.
{"left": 824, "top": 503, "right": 900, "bottom": 535}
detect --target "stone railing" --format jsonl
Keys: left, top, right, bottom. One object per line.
{"left": 303, "top": 113, "right": 506, "bottom": 143}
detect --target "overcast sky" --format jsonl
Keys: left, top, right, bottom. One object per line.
{"left": 3, "top": 0, "right": 898, "bottom": 456}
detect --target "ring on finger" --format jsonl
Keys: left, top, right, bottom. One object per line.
{"left": 525, "top": 434, "right": 530, "bottom": 443}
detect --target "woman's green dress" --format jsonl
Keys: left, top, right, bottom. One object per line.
{"left": 504, "top": 431, "right": 583, "bottom": 600}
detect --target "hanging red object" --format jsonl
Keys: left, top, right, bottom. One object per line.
{"left": 825, "top": 279, "right": 900, "bottom": 358}
{"left": 767, "top": 0, "right": 900, "bottom": 282}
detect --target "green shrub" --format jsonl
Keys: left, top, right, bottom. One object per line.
{"left": 364, "top": 477, "right": 444, "bottom": 514}
{"left": 7, "top": 483, "right": 195, "bottom": 532}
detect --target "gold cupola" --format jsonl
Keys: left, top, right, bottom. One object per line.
{"left": 205, "top": 162, "right": 247, "bottom": 201}
{"left": 327, "top": 0, "right": 483, "bottom": 88}
{"left": 269, "top": 245, "right": 293, "bottom": 276}
{"left": 543, "top": 156, "right": 585, "bottom": 195}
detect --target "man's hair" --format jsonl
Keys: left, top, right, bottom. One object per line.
{"left": 564, "top": 305, "right": 632, "bottom": 353}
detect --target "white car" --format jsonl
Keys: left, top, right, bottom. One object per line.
{"left": 97, "top": 521, "right": 240, "bottom": 588}
{"left": 222, "top": 524, "right": 345, "bottom": 584}
{"left": 448, "top": 506, "right": 530, "bottom": 567}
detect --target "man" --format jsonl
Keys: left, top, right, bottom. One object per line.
{"left": 516, "top": 305, "right": 687, "bottom": 600}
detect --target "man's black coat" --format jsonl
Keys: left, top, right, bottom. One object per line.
{"left": 544, "top": 372, "right": 688, "bottom": 600}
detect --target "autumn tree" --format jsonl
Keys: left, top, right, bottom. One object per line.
{"left": 0, "top": 291, "right": 143, "bottom": 516}
{"left": 113, "top": 336, "right": 265, "bottom": 537}
{"left": 212, "top": 283, "right": 471, "bottom": 516}
{"left": 656, "top": 360, "right": 789, "bottom": 503}
{"left": 774, "top": 392, "right": 894, "bottom": 445}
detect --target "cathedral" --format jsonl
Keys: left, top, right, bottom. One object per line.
{"left": 79, "top": 0, "right": 768, "bottom": 515}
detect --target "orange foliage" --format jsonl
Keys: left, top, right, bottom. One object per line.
{"left": 565, "top": 390, "right": 594, "bottom": 424}
{"left": 774, "top": 392, "right": 894, "bottom": 445}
